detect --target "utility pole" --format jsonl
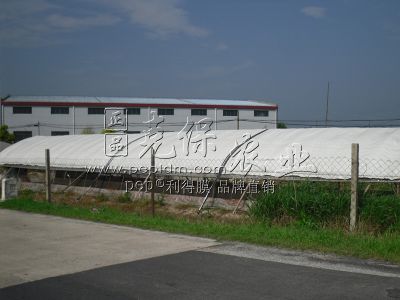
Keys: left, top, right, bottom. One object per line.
{"left": 325, "top": 82, "right": 330, "bottom": 127}
{"left": 73, "top": 106, "right": 76, "bottom": 135}
{"left": 35, "top": 121, "right": 41, "bottom": 135}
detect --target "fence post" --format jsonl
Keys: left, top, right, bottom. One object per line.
{"left": 350, "top": 143, "right": 359, "bottom": 232}
{"left": 45, "top": 149, "right": 51, "bottom": 203}
{"left": 150, "top": 148, "right": 155, "bottom": 217}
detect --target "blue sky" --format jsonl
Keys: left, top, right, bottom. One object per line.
{"left": 1, "top": 0, "right": 399, "bottom": 124}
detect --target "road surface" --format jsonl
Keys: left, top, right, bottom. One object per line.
{"left": 1, "top": 209, "right": 400, "bottom": 299}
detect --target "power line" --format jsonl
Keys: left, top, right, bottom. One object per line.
{"left": 7, "top": 117, "right": 400, "bottom": 131}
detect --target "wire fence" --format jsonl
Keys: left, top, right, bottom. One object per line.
{"left": 3, "top": 155, "right": 399, "bottom": 191}
{"left": 1, "top": 154, "right": 399, "bottom": 224}
{"left": 4, "top": 156, "right": 400, "bottom": 182}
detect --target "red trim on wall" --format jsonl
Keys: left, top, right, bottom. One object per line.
{"left": 3, "top": 101, "right": 278, "bottom": 110}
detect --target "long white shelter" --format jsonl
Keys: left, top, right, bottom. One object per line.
{"left": 0, "top": 128, "right": 399, "bottom": 180}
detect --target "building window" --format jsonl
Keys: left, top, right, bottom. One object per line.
{"left": 223, "top": 109, "right": 238, "bottom": 117}
{"left": 51, "top": 107, "right": 69, "bottom": 114}
{"left": 127, "top": 108, "right": 140, "bottom": 115}
{"left": 13, "top": 131, "right": 32, "bottom": 142}
{"left": 51, "top": 131, "right": 69, "bottom": 136}
{"left": 254, "top": 110, "right": 269, "bottom": 117}
{"left": 88, "top": 107, "right": 105, "bottom": 115}
{"left": 158, "top": 108, "right": 174, "bottom": 115}
{"left": 13, "top": 107, "right": 32, "bottom": 114}
{"left": 191, "top": 109, "right": 207, "bottom": 116}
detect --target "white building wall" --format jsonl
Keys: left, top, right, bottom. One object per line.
{"left": 3, "top": 105, "right": 277, "bottom": 140}
{"left": 4, "top": 106, "right": 74, "bottom": 136}
{"left": 74, "top": 107, "right": 103, "bottom": 134}
{"left": 215, "top": 108, "right": 277, "bottom": 130}
{"left": 238, "top": 108, "right": 277, "bottom": 130}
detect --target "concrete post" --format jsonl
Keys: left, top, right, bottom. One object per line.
{"left": 151, "top": 148, "right": 155, "bottom": 217}
{"left": 45, "top": 149, "right": 51, "bottom": 203}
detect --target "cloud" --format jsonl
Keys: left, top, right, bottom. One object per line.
{"left": 0, "top": 0, "right": 122, "bottom": 47}
{"left": 105, "top": 0, "right": 208, "bottom": 38}
{"left": 0, "top": 0, "right": 208, "bottom": 47}
{"left": 46, "top": 14, "right": 120, "bottom": 30}
{"left": 216, "top": 42, "right": 228, "bottom": 51}
{"left": 0, "top": 0, "right": 56, "bottom": 21}
{"left": 196, "top": 60, "right": 254, "bottom": 78}
{"left": 301, "top": 6, "right": 326, "bottom": 19}
{"left": 383, "top": 21, "right": 400, "bottom": 40}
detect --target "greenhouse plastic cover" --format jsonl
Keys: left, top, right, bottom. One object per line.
{"left": 0, "top": 128, "right": 399, "bottom": 180}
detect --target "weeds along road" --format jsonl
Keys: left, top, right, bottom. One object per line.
{"left": 1, "top": 209, "right": 400, "bottom": 299}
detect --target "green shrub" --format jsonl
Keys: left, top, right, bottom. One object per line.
{"left": 117, "top": 192, "right": 131, "bottom": 203}
{"left": 18, "top": 189, "right": 36, "bottom": 200}
{"left": 0, "top": 125, "right": 15, "bottom": 143}
{"left": 81, "top": 128, "right": 94, "bottom": 134}
{"left": 156, "top": 193, "right": 166, "bottom": 206}
{"left": 95, "top": 193, "right": 109, "bottom": 202}
{"left": 360, "top": 194, "right": 400, "bottom": 230}
{"left": 250, "top": 181, "right": 400, "bottom": 231}
{"left": 100, "top": 129, "right": 115, "bottom": 134}
{"left": 249, "top": 181, "right": 349, "bottom": 225}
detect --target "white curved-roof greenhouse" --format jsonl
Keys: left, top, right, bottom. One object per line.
{"left": 0, "top": 128, "right": 399, "bottom": 180}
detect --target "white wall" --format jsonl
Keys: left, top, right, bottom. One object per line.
{"left": 4, "top": 106, "right": 73, "bottom": 136}
{"left": 215, "top": 108, "right": 277, "bottom": 130}
{"left": 4, "top": 105, "right": 277, "bottom": 139}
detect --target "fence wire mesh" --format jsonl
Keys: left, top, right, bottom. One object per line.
{"left": 2, "top": 155, "right": 400, "bottom": 182}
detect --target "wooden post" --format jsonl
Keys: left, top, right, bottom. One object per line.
{"left": 233, "top": 183, "right": 250, "bottom": 214}
{"left": 350, "top": 143, "right": 359, "bottom": 232}
{"left": 45, "top": 149, "right": 51, "bottom": 203}
{"left": 150, "top": 148, "right": 155, "bottom": 217}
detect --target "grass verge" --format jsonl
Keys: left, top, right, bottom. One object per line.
{"left": 1, "top": 198, "right": 400, "bottom": 264}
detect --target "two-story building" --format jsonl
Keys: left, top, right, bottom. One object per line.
{"left": 0, "top": 96, "right": 278, "bottom": 141}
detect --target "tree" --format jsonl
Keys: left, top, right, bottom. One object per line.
{"left": 277, "top": 122, "right": 287, "bottom": 129}
{"left": 81, "top": 127, "right": 94, "bottom": 134}
{"left": 100, "top": 129, "right": 115, "bottom": 134}
{"left": 0, "top": 125, "right": 15, "bottom": 143}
